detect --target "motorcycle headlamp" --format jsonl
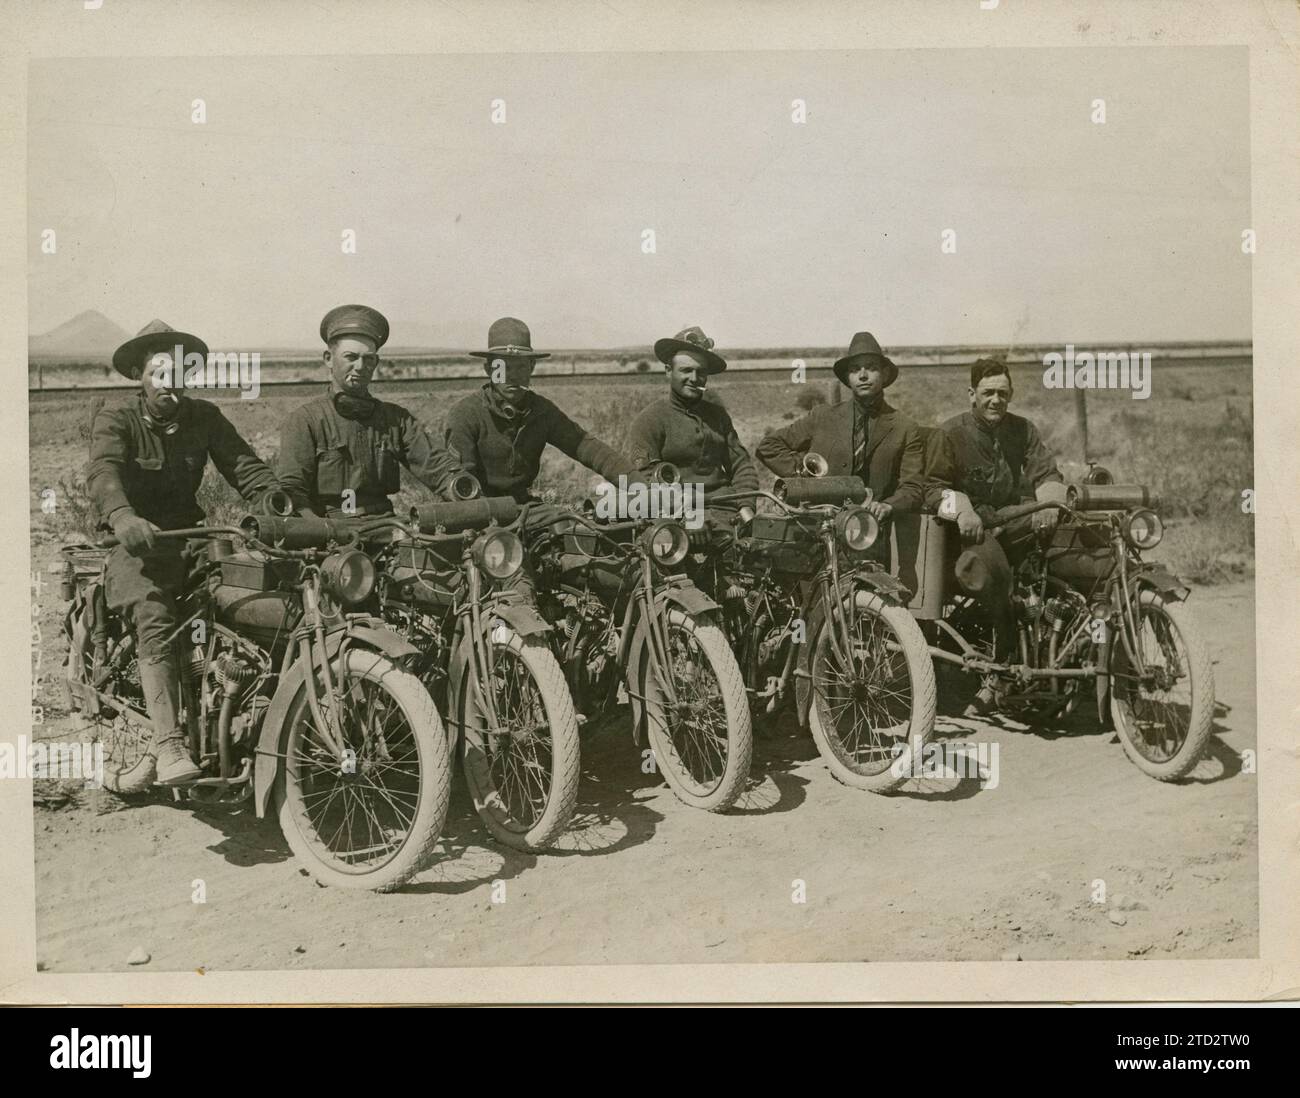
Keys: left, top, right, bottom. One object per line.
{"left": 645, "top": 521, "right": 690, "bottom": 567}
{"left": 320, "top": 549, "right": 376, "bottom": 606}
{"left": 836, "top": 506, "right": 879, "bottom": 552}
{"left": 474, "top": 529, "right": 524, "bottom": 580}
{"left": 1124, "top": 508, "right": 1164, "bottom": 551}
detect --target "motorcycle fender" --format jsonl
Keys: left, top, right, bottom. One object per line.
{"left": 252, "top": 624, "right": 415, "bottom": 817}
{"left": 485, "top": 598, "right": 552, "bottom": 639}
{"left": 659, "top": 577, "right": 719, "bottom": 617}
{"left": 344, "top": 623, "right": 422, "bottom": 663}
{"left": 851, "top": 566, "right": 911, "bottom": 601}
{"left": 1134, "top": 566, "right": 1190, "bottom": 601}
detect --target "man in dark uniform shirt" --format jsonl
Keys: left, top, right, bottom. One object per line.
{"left": 941, "top": 357, "right": 1068, "bottom": 668}
{"left": 443, "top": 317, "right": 639, "bottom": 598}
{"left": 444, "top": 316, "right": 637, "bottom": 504}
{"left": 275, "top": 305, "right": 467, "bottom": 517}
{"left": 87, "top": 320, "right": 281, "bottom": 784}
{"left": 626, "top": 325, "right": 759, "bottom": 527}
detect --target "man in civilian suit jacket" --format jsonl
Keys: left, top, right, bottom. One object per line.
{"left": 755, "top": 331, "right": 928, "bottom": 563}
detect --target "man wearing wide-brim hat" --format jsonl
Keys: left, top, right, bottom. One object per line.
{"left": 275, "top": 304, "right": 469, "bottom": 518}
{"left": 755, "top": 331, "right": 932, "bottom": 553}
{"left": 444, "top": 317, "right": 638, "bottom": 505}
{"left": 87, "top": 320, "right": 282, "bottom": 785}
{"left": 627, "top": 326, "right": 759, "bottom": 515}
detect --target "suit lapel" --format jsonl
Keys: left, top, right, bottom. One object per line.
{"left": 861, "top": 404, "right": 897, "bottom": 468}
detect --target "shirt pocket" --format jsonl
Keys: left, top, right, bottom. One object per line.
{"left": 376, "top": 443, "right": 401, "bottom": 494}
{"left": 315, "top": 443, "right": 352, "bottom": 496}
{"left": 128, "top": 455, "right": 166, "bottom": 488}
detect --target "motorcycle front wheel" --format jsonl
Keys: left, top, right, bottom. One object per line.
{"left": 1110, "top": 590, "right": 1215, "bottom": 780}
{"left": 457, "top": 625, "right": 582, "bottom": 852}
{"left": 275, "top": 648, "right": 451, "bottom": 892}
{"left": 808, "top": 589, "right": 937, "bottom": 792}
{"left": 637, "top": 608, "right": 753, "bottom": 812}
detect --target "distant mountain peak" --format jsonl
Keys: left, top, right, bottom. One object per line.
{"left": 30, "top": 310, "right": 132, "bottom": 359}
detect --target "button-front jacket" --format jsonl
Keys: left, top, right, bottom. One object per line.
{"left": 626, "top": 391, "right": 760, "bottom": 502}
{"left": 276, "top": 389, "right": 463, "bottom": 517}
{"left": 86, "top": 394, "right": 278, "bottom": 530}
{"left": 444, "top": 383, "right": 637, "bottom": 503}
{"left": 940, "top": 410, "right": 1063, "bottom": 523}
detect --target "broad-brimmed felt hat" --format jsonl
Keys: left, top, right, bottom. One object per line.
{"left": 112, "top": 319, "right": 210, "bottom": 381}
{"left": 653, "top": 326, "right": 727, "bottom": 374}
{"left": 833, "top": 331, "right": 898, "bottom": 386}
{"left": 469, "top": 317, "right": 550, "bottom": 361}
{"left": 320, "top": 304, "right": 390, "bottom": 349}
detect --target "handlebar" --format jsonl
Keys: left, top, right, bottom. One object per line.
{"left": 97, "top": 524, "right": 319, "bottom": 561}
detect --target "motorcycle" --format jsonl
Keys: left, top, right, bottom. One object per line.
{"left": 528, "top": 485, "right": 753, "bottom": 813}
{"left": 906, "top": 473, "right": 1216, "bottom": 780}
{"left": 703, "top": 456, "right": 938, "bottom": 793}
{"left": 354, "top": 496, "right": 582, "bottom": 853}
{"left": 55, "top": 511, "right": 451, "bottom": 892}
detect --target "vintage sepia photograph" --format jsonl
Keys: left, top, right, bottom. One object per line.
{"left": 4, "top": 0, "right": 1295, "bottom": 1008}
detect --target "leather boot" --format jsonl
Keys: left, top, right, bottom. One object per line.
{"left": 137, "top": 656, "right": 201, "bottom": 784}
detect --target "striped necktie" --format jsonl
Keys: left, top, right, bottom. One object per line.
{"left": 852, "top": 404, "right": 867, "bottom": 476}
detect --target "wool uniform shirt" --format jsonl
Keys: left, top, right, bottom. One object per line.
{"left": 626, "top": 391, "right": 760, "bottom": 503}
{"left": 86, "top": 394, "right": 278, "bottom": 529}
{"left": 444, "top": 383, "right": 638, "bottom": 503}
{"left": 276, "top": 389, "right": 464, "bottom": 517}
{"left": 940, "top": 411, "right": 1063, "bottom": 524}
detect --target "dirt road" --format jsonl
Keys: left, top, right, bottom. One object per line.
{"left": 32, "top": 583, "right": 1256, "bottom": 972}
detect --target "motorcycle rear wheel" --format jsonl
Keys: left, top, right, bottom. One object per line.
{"left": 275, "top": 649, "right": 451, "bottom": 892}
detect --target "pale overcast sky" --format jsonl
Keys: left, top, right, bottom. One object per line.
{"left": 28, "top": 47, "right": 1251, "bottom": 350}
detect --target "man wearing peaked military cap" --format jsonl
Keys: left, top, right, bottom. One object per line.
{"left": 87, "top": 320, "right": 282, "bottom": 785}
{"left": 275, "top": 304, "right": 468, "bottom": 517}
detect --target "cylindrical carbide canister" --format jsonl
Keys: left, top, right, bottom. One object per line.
{"left": 409, "top": 497, "right": 521, "bottom": 534}
{"left": 1065, "top": 484, "right": 1160, "bottom": 512}
{"left": 775, "top": 475, "right": 869, "bottom": 506}
{"left": 239, "top": 515, "right": 342, "bottom": 548}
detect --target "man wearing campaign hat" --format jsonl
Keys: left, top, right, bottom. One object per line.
{"left": 626, "top": 326, "right": 759, "bottom": 515}
{"left": 755, "top": 331, "right": 932, "bottom": 555}
{"left": 276, "top": 305, "right": 468, "bottom": 517}
{"left": 443, "top": 317, "right": 637, "bottom": 503}
{"left": 86, "top": 320, "right": 282, "bottom": 784}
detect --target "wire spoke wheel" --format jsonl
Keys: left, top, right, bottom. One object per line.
{"left": 276, "top": 649, "right": 450, "bottom": 891}
{"left": 460, "top": 627, "right": 581, "bottom": 852}
{"left": 70, "top": 644, "right": 156, "bottom": 794}
{"left": 808, "top": 589, "right": 936, "bottom": 792}
{"left": 1110, "top": 590, "right": 1214, "bottom": 780}
{"left": 640, "top": 608, "right": 752, "bottom": 811}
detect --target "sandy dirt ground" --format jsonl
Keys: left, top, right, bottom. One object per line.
{"left": 30, "top": 582, "right": 1255, "bottom": 973}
